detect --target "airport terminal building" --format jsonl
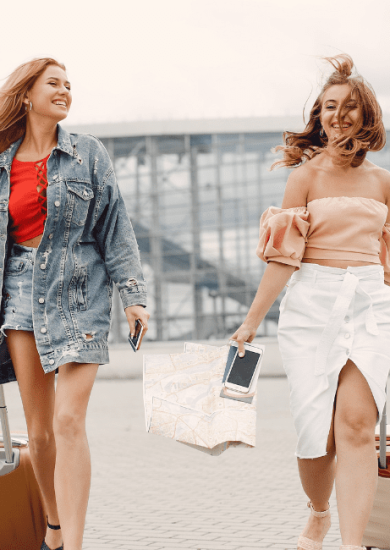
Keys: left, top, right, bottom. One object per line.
{"left": 65, "top": 117, "right": 390, "bottom": 342}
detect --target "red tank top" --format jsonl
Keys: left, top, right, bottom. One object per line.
{"left": 9, "top": 154, "right": 49, "bottom": 243}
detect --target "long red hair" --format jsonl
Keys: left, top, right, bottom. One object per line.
{"left": 272, "top": 54, "right": 386, "bottom": 169}
{"left": 0, "top": 58, "right": 66, "bottom": 154}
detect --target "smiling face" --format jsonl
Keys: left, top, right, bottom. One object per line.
{"left": 320, "top": 83, "right": 363, "bottom": 142}
{"left": 24, "top": 64, "right": 72, "bottom": 123}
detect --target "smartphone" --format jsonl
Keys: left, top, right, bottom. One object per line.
{"left": 128, "top": 320, "right": 144, "bottom": 352}
{"left": 222, "top": 343, "right": 239, "bottom": 383}
{"left": 224, "top": 342, "right": 263, "bottom": 393}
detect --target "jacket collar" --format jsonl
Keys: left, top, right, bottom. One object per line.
{"left": 0, "top": 138, "right": 22, "bottom": 168}
{"left": 0, "top": 124, "right": 73, "bottom": 168}
{"left": 56, "top": 124, "right": 74, "bottom": 156}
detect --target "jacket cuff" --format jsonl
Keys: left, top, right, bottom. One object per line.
{"left": 119, "top": 284, "right": 147, "bottom": 309}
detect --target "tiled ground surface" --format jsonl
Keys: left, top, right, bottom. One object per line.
{"left": 4, "top": 376, "right": 359, "bottom": 550}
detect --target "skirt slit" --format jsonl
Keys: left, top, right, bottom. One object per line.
{"left": 278, "top": 263, "right": 390, "bottom": 459}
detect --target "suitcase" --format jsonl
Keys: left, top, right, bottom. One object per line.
{"left": 0, "top": 385, "right": 46, "bottom": 550}
{"left": 363, "top": 395, "right": 390, "bottom": 550}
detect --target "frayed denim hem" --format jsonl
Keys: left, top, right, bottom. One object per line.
{"left": 0, "top": 324, "right": 34, "bottom": 337}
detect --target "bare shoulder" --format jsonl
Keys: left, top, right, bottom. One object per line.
{"left": 281, "top": 162, "right": 313, "bottom": 208}
{"left": 365, "top": 160, "right": 390, "bottom": 201}
{"left": 380, "top": 168, "right": 390, "bottom": 209}
{"left": 376, "top": 165, "right": 390, "bottom": 189}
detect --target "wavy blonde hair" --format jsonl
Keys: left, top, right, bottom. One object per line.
{"left": 272, "top": 54, "right": 386, "bottom": 169}
{"left": 0, "top": 58, "right": 66, "bottom": 154}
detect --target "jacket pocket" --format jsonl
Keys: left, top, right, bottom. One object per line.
{"left": 70, "top": 266, "right": 88, "bottom": 311}
{"left": 66, "top": 182, "right": 94, "bottom": 227}
{"left": 5, "top": 258, "right": 29, "bottom": 276}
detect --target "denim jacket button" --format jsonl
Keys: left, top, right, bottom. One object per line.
{"left": 48, "top": 234, "right": 53, "bottom": 240}
{"left": 55, "top": 201, "right": 60, "bottom": 207}
{"left": 39, "top": 297, "right": 45, "bottom": 304}
{"left": 40, "top": 264, "right": 46, "bottom": 270}
{"left": 40, "top": 327, "right": 47, "bottom": 334}
{"left": 49, "top": 359, "right": 55, "bottom": 365}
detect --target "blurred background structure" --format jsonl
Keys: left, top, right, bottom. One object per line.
{"left": 66, "top": 116, "right": 390, "bottom": 343}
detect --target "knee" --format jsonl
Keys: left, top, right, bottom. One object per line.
{"left": 28, "top": 429, "right": 55, "bottom": 453}
{"left": 53, "top": 410, "right": 85, "bottom": 441}
{"left": 337, "top": 412, "right": 375, "bottom": 448}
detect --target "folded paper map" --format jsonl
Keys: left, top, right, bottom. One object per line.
{"left": 143, "top": 343, "right": 257, "bottom": 455}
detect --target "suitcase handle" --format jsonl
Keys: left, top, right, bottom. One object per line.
{"left": 0, "top": 386, "right": 14, "bottom": 464}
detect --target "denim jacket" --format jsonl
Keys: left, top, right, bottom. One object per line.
{"left": 0, "top": 125, "right": 147, "bottom": 383}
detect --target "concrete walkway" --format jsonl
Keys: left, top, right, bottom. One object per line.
{"left": 97, "top": 337, "right": 285, "bottom": 380}
{"left": 3, "top": 377, "right": 346, "bottom": 550}
{"left": 3, "top": 342, "right": 388, "bottom": 549}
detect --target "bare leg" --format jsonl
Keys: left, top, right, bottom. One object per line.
{"left": 6, "top": 330, "right": 62, "bottom": 550}
{"left": 53, "top": 362, "right": 98, "bottom": 550}
{"left": 296, "top": 359, "right": 378, "bottom": 547}
{"left": 334, "top": 360, "right": 378, "bottom": 546}
{"left": 297, "top": 413, "right": 336, "bottom": 545}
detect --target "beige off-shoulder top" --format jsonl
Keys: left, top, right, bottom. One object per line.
{"left": 257, "top": 196, "right": 390, "bottom": 284}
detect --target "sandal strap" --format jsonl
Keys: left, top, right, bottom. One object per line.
{"left": 41, "top": 543, "right": 63, "bottom": 550}
{"left": 307, "top": 501, "right": 331, "bottom": 518}
{"left": 47, "top": 520, "right": 61, "bottom": 530}
{"left": 339, "top": 547, "right": 366, "bottom": 549}
{"left": 297, "top": 535, "right": 323, "bottom": 550}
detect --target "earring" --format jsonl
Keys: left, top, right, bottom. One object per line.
{"left": 29, "top": 101, "right": 32, "bottom": 111}
{"left": 320, "top": 127, "right": 325, "bottom": 137}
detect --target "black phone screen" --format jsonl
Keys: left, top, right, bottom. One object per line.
{"left": 128, "top": 320, "right": 143, "bottom": 351}
{"left": 227, "top": 349, "right": 261, "bottom": 388}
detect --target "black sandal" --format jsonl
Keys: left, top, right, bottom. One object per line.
{"left": 40, "top": 518, "right": 63, "bottom": 550}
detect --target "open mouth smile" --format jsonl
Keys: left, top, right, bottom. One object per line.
{"left": 331, "top": 123, "right": 352, "bottom": 131}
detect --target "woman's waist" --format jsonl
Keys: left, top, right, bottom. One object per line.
{"left": 302, "top": 258, "right": 380, "bottom": 270}
{"left": 293, "top": 261, "right": 384, "bottom": 284}
{"left": 302, "top": 246, "right": 381, "bottom": 265}
{"left": 9, "top": 242, "right": 38, "bottom": 260}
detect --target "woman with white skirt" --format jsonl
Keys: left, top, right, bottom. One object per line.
{"left": 231, "top": 54, "right": 390, "bottom": 550}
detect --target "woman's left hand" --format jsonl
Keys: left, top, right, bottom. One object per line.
{"left": 125, "top": 305, "right": 150, "bottom": 347}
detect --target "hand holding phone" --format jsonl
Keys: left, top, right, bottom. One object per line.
{"left": 128, "top": 319, "right": 144, "bottom": 352}
{"left": 224, "top": 341, "right": 263, "bottom": 393}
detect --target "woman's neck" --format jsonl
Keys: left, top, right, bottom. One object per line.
{"left": 16, "top": 119, "right": 58, "bottom": 161}
{"left": 322, "top": 146, "right": 356, "bottom": 174}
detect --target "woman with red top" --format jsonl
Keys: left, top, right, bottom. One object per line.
{"left": 0, "top": 59, "right": 150, "bottom": 550}
{"left": 8, "top": 152, "right": 51, "bottom": 240}
{"left": 231, "top": 55, "right": 390, "bottom": 550}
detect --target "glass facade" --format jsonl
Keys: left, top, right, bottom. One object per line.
{"left": 98, "top": 130, "right": 390, "bottom": 343}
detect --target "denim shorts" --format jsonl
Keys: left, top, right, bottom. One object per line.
{"left": 1, "top": 244, "right": 36, "bottom": 333}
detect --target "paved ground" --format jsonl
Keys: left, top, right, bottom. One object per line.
{"left": 96, "top": 338, "right": 285, "bottom": 380}
{"left": 3, "top": 346, "right": 389, "bottom": 549}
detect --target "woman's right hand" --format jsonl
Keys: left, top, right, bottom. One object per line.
{"left": 230, "top": 323, "right": 258, "bottom": 357}
{"left": 229, "top": 262, "right": 295, "bottom": 357}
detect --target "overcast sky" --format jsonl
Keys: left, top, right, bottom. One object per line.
{"left": 2, "top": 0, "right": 390, "bottom": 125}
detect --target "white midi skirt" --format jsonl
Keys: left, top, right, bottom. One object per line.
{"left": 278, "top": 263, "right": 390, "bottom": 459}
